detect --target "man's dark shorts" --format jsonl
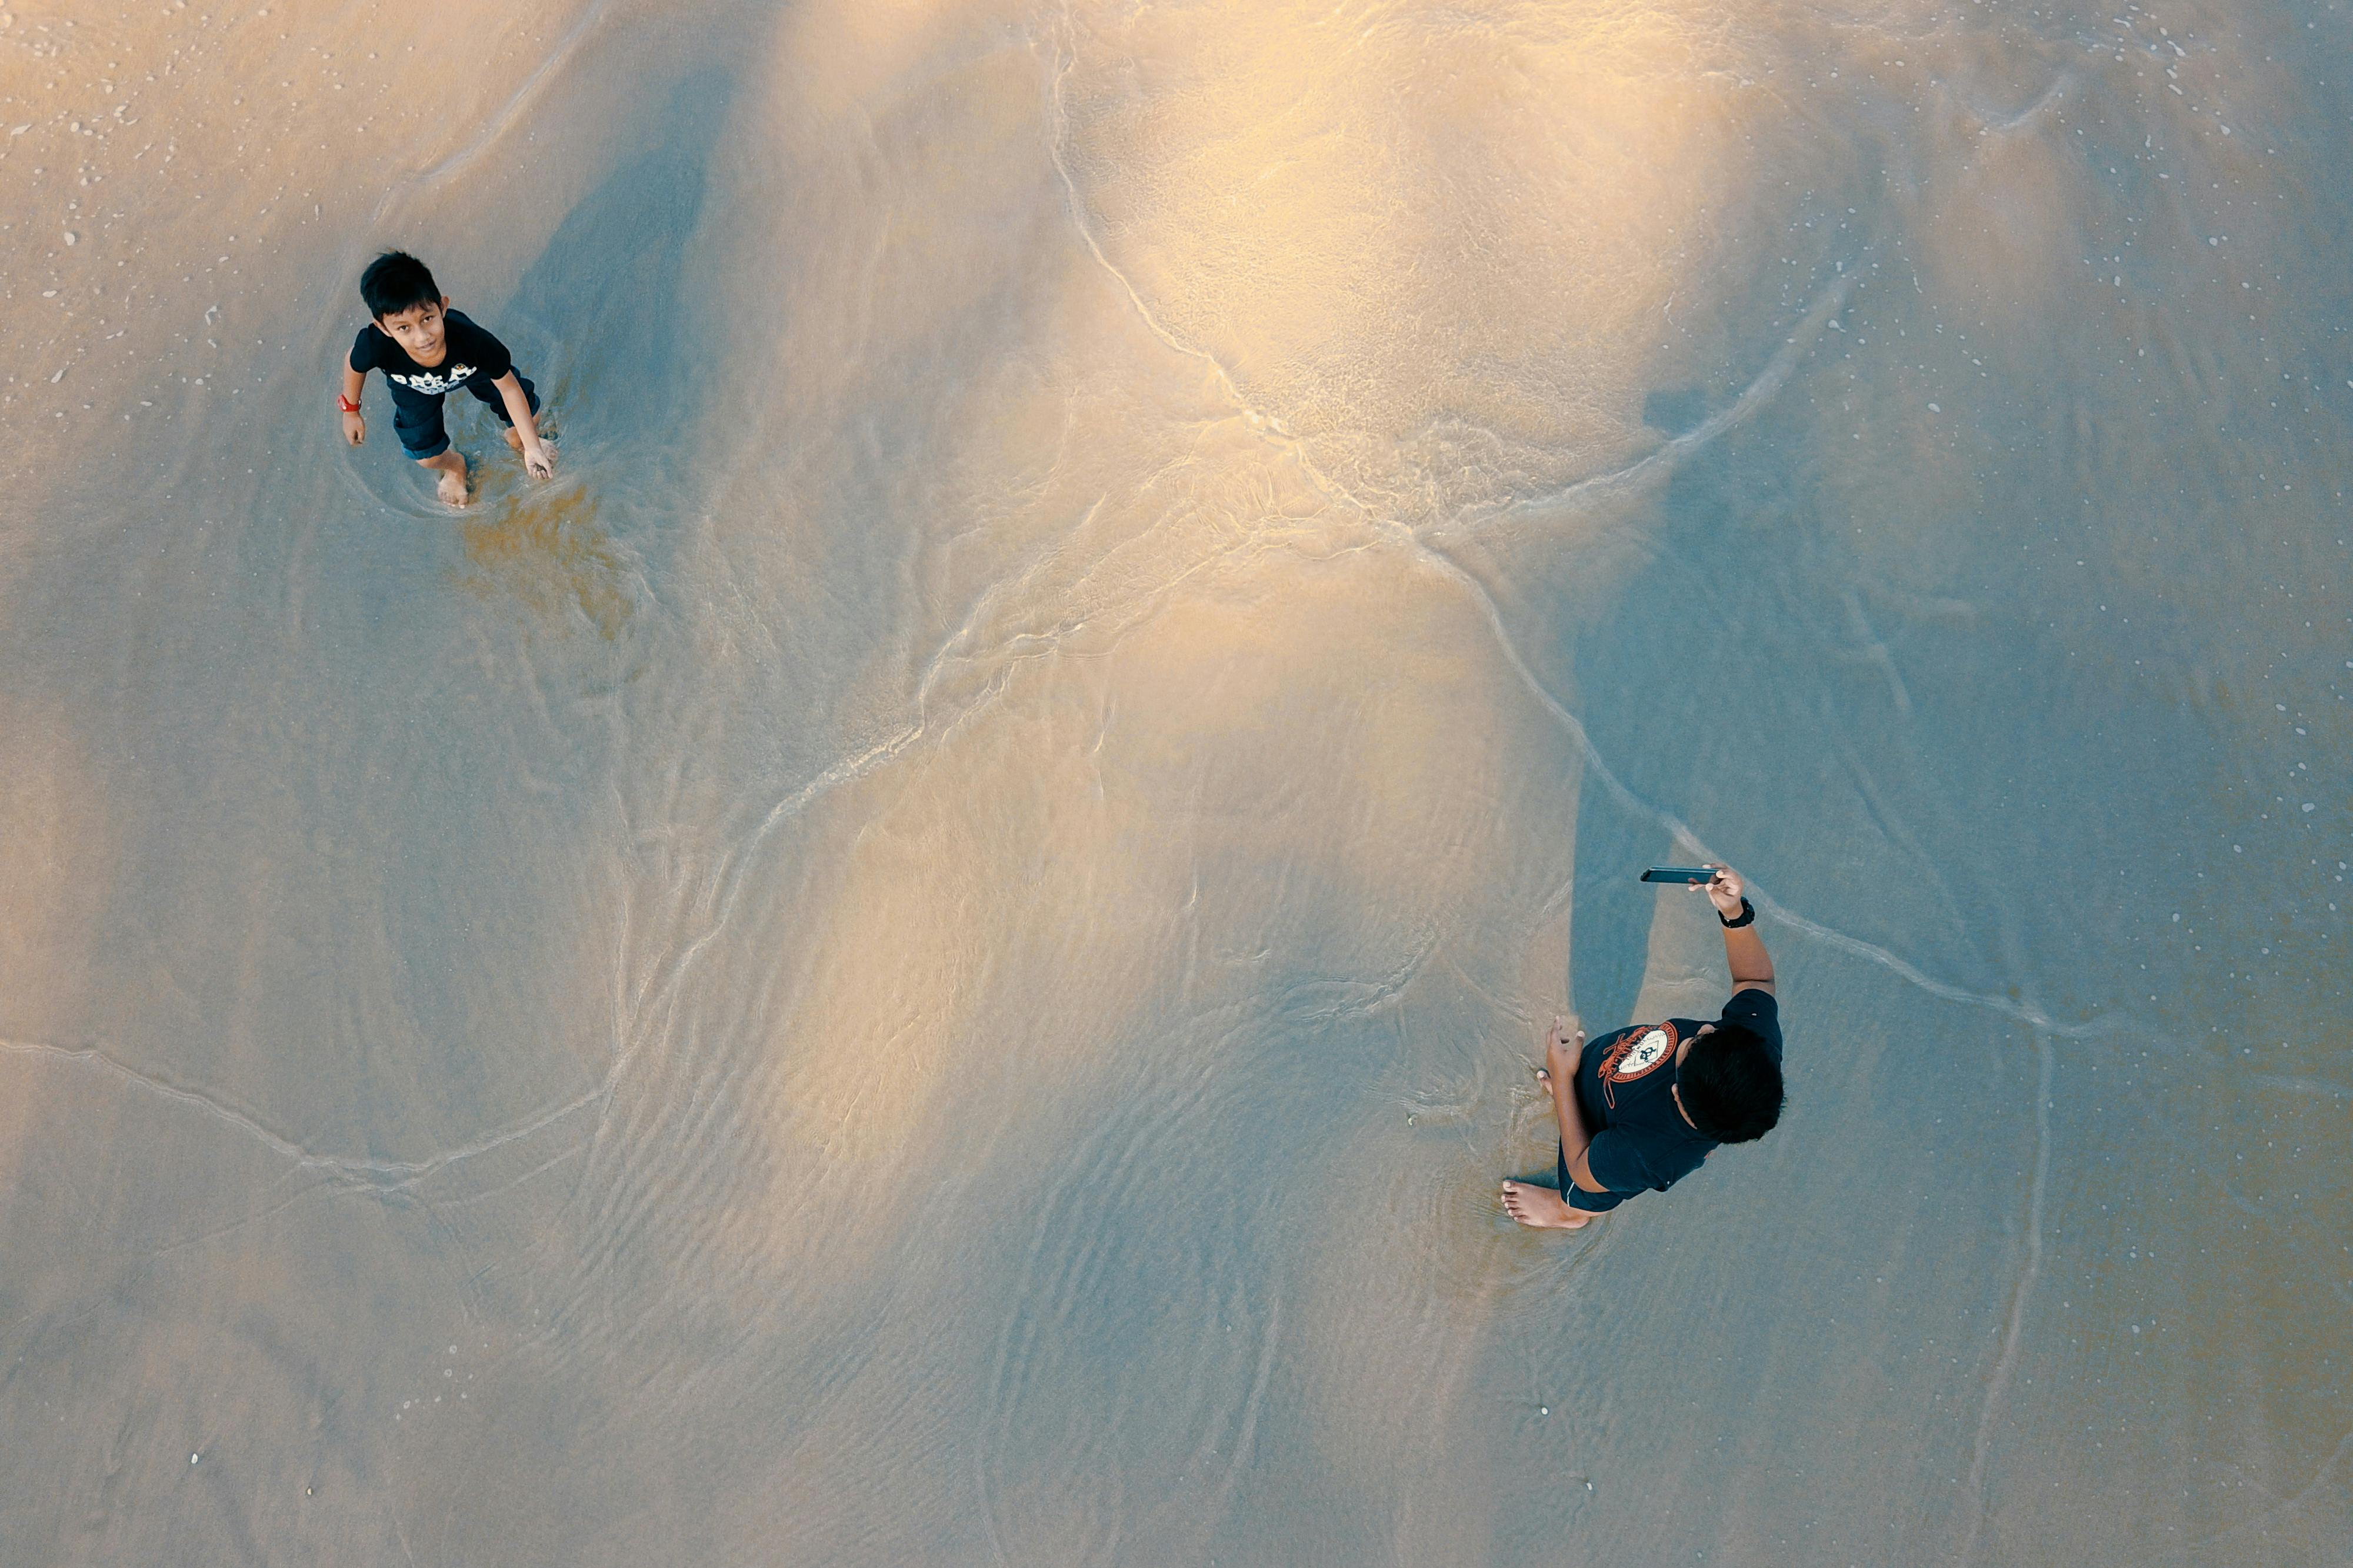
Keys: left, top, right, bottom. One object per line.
{"left": 1558, "top": 1144, "right": 1628, "bottom": 1214}
{"left": 393, "top": 376, "right": 539, "bottom": 461}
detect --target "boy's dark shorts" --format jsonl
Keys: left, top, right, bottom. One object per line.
{"left": 1558, "top": 1144, "right": 1628, "bottom": 1214}
{"left": 392, "top": 376, "right": 539, "bottom": 461}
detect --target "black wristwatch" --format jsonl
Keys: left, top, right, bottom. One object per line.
{"left": 1719, "top": 897, "right": 1755, "bottom": 929}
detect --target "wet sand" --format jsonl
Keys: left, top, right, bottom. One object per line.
{"left": 1, "top": 1, "right": 2348, "bottom": 1563}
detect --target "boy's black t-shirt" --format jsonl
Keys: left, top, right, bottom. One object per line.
{"left": 348, "top": 310, "right": 513, "bottom": 405}
{"left": 1572, "top": 987, "right": 1783, "bottom": 1203}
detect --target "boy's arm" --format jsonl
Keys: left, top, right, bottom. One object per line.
{"left": 339, "top": 353, "right": 367, "bottom": 446}
{"left": 491, "top": 371, "right": 554, "bottom": 478}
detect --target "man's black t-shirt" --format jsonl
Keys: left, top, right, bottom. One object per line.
{"left": 348, "top": 310, "right": 514, "bottom": 407}
{"left": 1568, "top": 987, "right": 1782, "bottom": 1210}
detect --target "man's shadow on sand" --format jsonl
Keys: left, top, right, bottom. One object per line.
{"left": 1561, "top": 386, "right": 1721, "bottom": 1033}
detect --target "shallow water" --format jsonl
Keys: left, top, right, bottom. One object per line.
{"left": 1, "top": 1, "right": 2348, "bottom": 1563}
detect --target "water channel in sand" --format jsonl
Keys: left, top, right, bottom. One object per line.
{"left": 1, "top": 1, "right": 2348, "bottom": 1563}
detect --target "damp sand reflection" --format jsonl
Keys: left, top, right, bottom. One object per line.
{"left": 457, "top": 475, "right": 635, "bottom": 642}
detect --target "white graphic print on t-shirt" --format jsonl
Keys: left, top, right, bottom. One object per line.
{"left": 389, "top": 364, "right": 478, "bottom": 396}
{"left": 1605, "top": 1023, "right": 1678, "bottom": 1082}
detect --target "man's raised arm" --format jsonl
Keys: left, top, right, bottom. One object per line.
{"left": 1702, "top": 865, "right": 1773, "bottom": 996}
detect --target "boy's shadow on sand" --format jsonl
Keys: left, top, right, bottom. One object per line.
{"left": 500, "top": 68, "right": 736, "bottom": 455}
{"left": 448, "top": 68, "right": 738, "bottom": 636}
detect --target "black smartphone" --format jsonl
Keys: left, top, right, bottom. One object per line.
{"left": 1639, "top": 866, "right": 1719, "bottom": 884}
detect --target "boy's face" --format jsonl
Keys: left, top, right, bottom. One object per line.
{"left": 375, "top": 295, "right": 451, "bottom": 360}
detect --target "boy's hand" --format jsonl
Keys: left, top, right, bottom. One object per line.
{"left": 523, "top": 441, "right": 555, "bottom": 481}
{"left": 342, "top": 410, "right": 365, "bottom": 446}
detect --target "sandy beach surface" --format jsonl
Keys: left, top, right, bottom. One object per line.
{"left": 1, "top": 1, "right": 2347, "bottom": 1563}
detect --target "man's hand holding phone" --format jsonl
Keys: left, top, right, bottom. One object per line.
{"left": 1641, "top": 863, "right": 1749, "bottom": 917}
{"left": 1702, "top": 865, "right": 1747, "bottom": 920}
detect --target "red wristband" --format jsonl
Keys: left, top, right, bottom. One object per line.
{"left": 337, "top": 394, "right": 361, "bottom": 413}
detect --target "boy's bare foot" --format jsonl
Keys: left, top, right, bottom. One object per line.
{"left": 1501, "top": 1180, "right": 1591, "bottom": 1230}
{"left": 503, "top": 427, "right": 523, "bottom": 453}
{"left": 417, "top": 448, "right": 471, "bottom": 506}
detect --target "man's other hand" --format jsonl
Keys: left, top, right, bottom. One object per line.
{"left": 1544, "top": 1016, "right": 1584, "bottom": 1077}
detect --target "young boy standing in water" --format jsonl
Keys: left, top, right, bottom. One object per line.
{"left": 337, "top": 251, "right": 554, "bottom": 506}
{"left": 1501, "top": 865, "right": 1785, "bottom": 1230}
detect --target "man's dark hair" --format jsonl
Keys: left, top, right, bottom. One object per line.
{"left": 1677, "top": 1023, "right": 1784, "bottom": 1143}
{"left": 361, "top": 251, "right": 439, "bottom": 319}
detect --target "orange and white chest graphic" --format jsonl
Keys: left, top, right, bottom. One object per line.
{"left": 1598, "top": 1022, "right": 1678, "bottom": 1106}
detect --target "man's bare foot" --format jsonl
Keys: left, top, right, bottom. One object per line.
{"left": 1501, "top": 1179, "right": 1590, "bottom": 1230}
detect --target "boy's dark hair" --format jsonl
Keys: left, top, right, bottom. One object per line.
{"left": 1677, "top": 1023, "right": 1784, "bottom": 1143}
{"left": 361, "top": 251, "right": 439, "bottom": 320}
